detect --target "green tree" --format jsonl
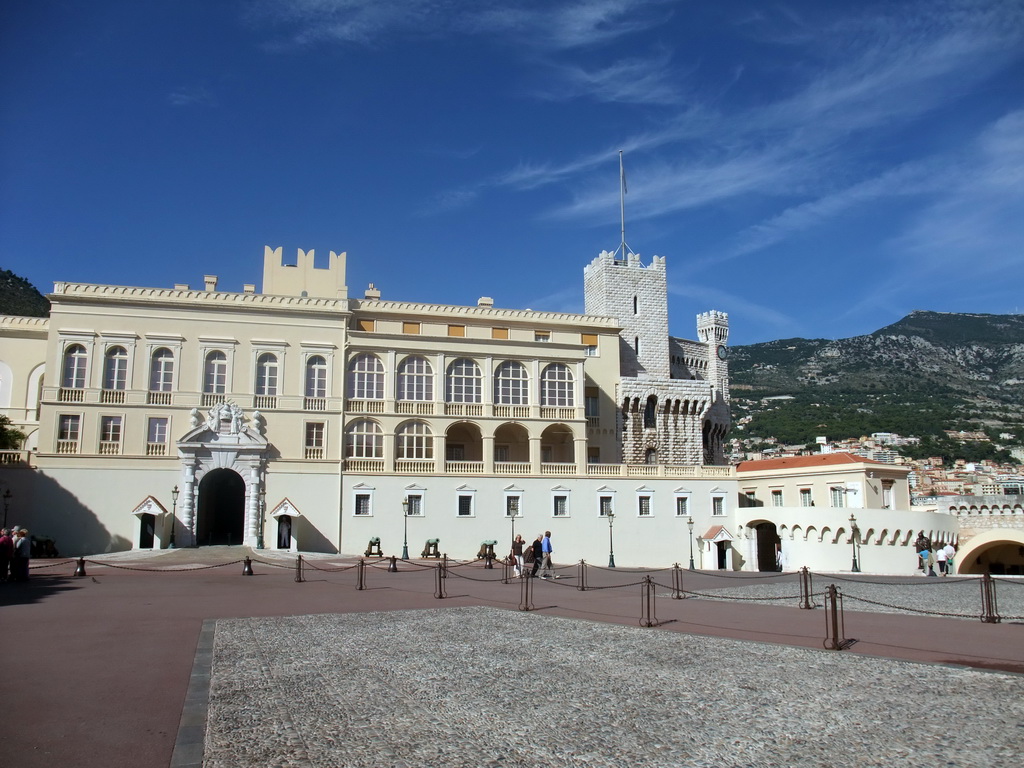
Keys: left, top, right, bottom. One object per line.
{"left": 0, "top": 416, "right": 26, "bottom": 449}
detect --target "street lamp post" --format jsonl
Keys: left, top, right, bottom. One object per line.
{"left": 256, "top": 489, "right": 265, "bottom": 550}
{"left": 687, "top": 516, "right": 695, "bottom": 570}
{"left": 401, "top": 497, "right": 410, "bottom": 560}
{"left": 169, "top": 485, "right": 179, "bottom": 549}
{"left": 607, "top": 511, "right": 616, "bottom": 568}
{"left": 2, "top": 488, "right": 11, "bottom": 530}
{"left": 849, "top": 513, "right": 860, "bottom": 573}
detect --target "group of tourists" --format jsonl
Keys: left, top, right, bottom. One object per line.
{"left": 0, "top": 527, "right": 31, "bottom": 582}
{"left": 509, "top": 531, "right": 555, "bottom": 579}
{"left": 914, "top": 531, "right": 956, "bottom": 576}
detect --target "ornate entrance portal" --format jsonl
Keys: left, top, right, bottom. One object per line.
{"left": 196, "top": 469, "right": 246, "bottom": 546}
{"left": 175, "top": 402, "right": 270, "bottom": 547}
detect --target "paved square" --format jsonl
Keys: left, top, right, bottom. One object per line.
{"left": 204, "top": 606, "right": 1024, "bottom": 767}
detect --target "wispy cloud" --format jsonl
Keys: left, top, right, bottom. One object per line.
{"left": 167, "top": 86, "right": 215, "bottom": 107}
{"left": 668, "top": 282, "right": 798, "bottom": 336}
{"left": 533, "top": 48, "right": 683, "bottom": 105}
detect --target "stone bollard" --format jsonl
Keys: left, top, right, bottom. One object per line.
{"left": 388, "top": 555, "right": 398, "bottom": 573}
{"left": 74, "top": 557, "right": 87, "bottom": 578}
{"left": 242, "top": 557, "right": 253, "bottom": 576}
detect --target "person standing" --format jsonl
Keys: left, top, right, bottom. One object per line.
{"left": 511, "top": 534, "right": 525, "bottom": 578}
{"left": 936, "top": 543, "right": 948, "bottom": 575}
{"left": 943, "top": 542, "right": 956, "bottom": 575}
{"left": 11, "top": 528, "right": 30, "bottom": 582}
{"left": 540, "top": 530, "right": 553, "bottom": 578}
{"left": 530, "top": 534, "right": 543, "bottom": 578}
{"left": 0, "top": 528, "right": 12, "bottom": 582}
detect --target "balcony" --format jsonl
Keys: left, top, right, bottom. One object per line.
{"left": 339, "top": 458, "right": 737, "bottom": 479}
{"left": 493, "top": 405, "right": 530, "bottom": 419}
{"left": 146, "top": 442, "right": 168, "bottom": 456}
{"left": 396, "top": 402, "right": 436, "bottom": 415}
{"left": 253, "top": 395, "right": 277, "bottom": 410}
{"left": 98, "top": 441, "right": 121, "bottom": 456}
{"left": 56, "top": 440, "right": 79, "bottom": 455}
{"left": 445, "top": 403, "right": 483, "bottom": 417}
{"left": 494, "top": 461, "right": 530, "bottom": 475}
{"left": 395, "top": 459, "right": 435, "bottom": 473}
{"left": 348, "top": 399, "right": 385, "bottom": 414}
{"left": 58, "top": 388, "right": 85, "bottom": 403}
{"left": 304, "top": 397, "right": 327, "bottom": 412}
{"left": 445, "top": 461, "right": 485, "bottom": 473}
{"left": 304, "top": 447, "right": 325, "bottom": 460}
{"left": 201, "top": 393, "right": 226, "bottom": 408}
{"left": 147, "top": 391, "right": 173, "bottom": 405}
{"left": 100, "top": 389, "right": 125, "bottom": 404}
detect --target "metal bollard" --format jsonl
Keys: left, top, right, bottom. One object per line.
{"left": 356, "top": 559, "right": 366, "bottom": 590}
{"left": 980, "top": 573, "right": 1001, "bottom": 624}
{"left": 388, "top": 555, "right": 398, "bottom": 573}
{"left": 799, "top": 566, "right": 815, "bottom": 609}
{"left": 671, "top": 563, "right": 685, "bottom": 599}
{"left": 519, "top": 566, "right": 534, "bottom": 611}
{"left": 484, "top": 553, "right": 493, "bottom": 570}
{"left": 295, "top": 554, "right": 304, "bottom": 583}
{"left": 823, "top": 584, "right": 855, "bottom": 650}
{"left": 242, "top": 557, "right": 253, "bottom": 576}
{"left": 577, "top": 559, "right": 588, "bottom": 591}
{"left": 441, "top": 554, "right": 448, "bottom": 579}
{"left": 640, "top": 576, "right": 659, "bottom": 627}
{"left": 434, "top": 562, "right": 446, "bottom": 599}
{"left": 74, "top": 557, "right": 87, "bottom": 578}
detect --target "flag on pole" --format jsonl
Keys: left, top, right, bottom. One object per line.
{"left": 620, "top": 150, "right": 627, "bottom": 194}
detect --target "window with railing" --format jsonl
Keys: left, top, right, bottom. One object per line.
{"left": 305, "top": 355, "right": 327, "bottom": 398}
{"left": 348, "top": 353, "right": 385, "bottom": 400}
{"left": 62, "top": 344, "right": 88, "bottom": 389}
{"left": 599, "top": 495, "right": 613, "bottom": 517}
{"left": 494, "top": 360, "right": 529, "bottom": 405}
{"left": 396, "top": 355, "right": 433, "bottom": 401}
{"left": 540, "top": 363, "right": 574, "bottom": 407}
{"left": 147, "top": 416, "right": 169, "bottom": 456}
{"left": 553, "top": 494, "right": 568, "bottom": 517}
{"left": 354, "top": 493, "right": 372, "bottom": 516}
{"left": 204, "top": 351, "right": 228, "bottom": 395}
{"left": 57, "top": 414, "right": 81, "bottom": 454}
{"left": 675, "top": 496, "right": 689, "bottom": 516}
{"left": 446, "top": 358, "right": 482, "bottom": 403}
{"left": 99, "top": 415, "right": 122, "bottom": 455}
{"left": 638, "top": 495, "right": 652, "bottom": 516}
{"left": 345, "top": 419, "right": 383, "bottom": 458}
{"left": 305, "top": 422, "right": 325, "bottom": 460}
{"left": 712, "top": 496, "right": 725, "bottom": 516}
{"left": 255, "top": 353, "right": 278, "bottom": 397}
{"left": 103, "top": 346, "right": 128, "bottom": 398}
{"left": 148, "top": 348, "right": 174, "bottom": 404}
{"left": 407, "top": 493, "right": 423, "bottom": 516}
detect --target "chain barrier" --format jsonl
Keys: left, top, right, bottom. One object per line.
{"left": 79, "top": 558, "right": 245, "bottom": 573}
{"left": 840, "top": 592, "right": 980, "bottom": 620}
{"left": 829, "top": 573, "right": 968, "bottom": 586}
{"left": 992, "top": 576, "right": 1024, "bottom": 587}
{"left": 28, "top": 559, "right": 75, "bottom": 571}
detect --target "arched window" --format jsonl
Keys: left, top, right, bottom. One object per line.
{"left": 643, "top": 395, "right": 658, "bottom": 428}
{"left": 396, "top": 356, "right": 433, "bottom": 401}
{"left": 540, "top": 363, "right": 574, "bottom": 407}
{"left": 255, "top": 353, "right": 278, "bottom": 396}
{"left": 645, "top": 448, "right": 657, "bottom": 465}
{"left": 305, "top": 355, "right": 327, "bottom": 398}
{"left": 446, "top": 358, "right": 482, "bottom": 403}
{"left": 494, "top": 361, "right": 529, "bottom": 405}
{"left": 345, "top": 419, "right": 383, "bottom": 458}
{"left": 204, "top": 351, "right": 228, "bottom": 394}
{"left": 348, "top": 353, "right": 384, "bottom": 399}
{"left": 396, "top": 421, "right": 433, "bottom": 459}
{"left": 103, "top": 346, "right": 128, "bottom": 390}
{"left": 62, "top": 344, "right": 88, "bottom": 388}
{"left": 149, "top": 348, "right": 174, "bottom": 392}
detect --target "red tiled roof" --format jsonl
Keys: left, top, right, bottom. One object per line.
{"left": 736, "top": 452, "right": 883, "bottom": 473}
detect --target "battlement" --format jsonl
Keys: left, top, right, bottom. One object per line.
{"left": 262, "top": 246, "right": 348, "bottom": 300}
{"left": 584, "top": 250, "right": 665, "bottom": 277}
{"left": 697, "top": 310, "right": 729, "bottom": 344}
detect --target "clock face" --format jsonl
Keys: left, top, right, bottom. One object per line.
{"left": 717, "top": 345, "right": 728, "bottom": 360}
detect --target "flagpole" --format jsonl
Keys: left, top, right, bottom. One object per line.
{"left": 619, "top": 150, "right": 627, "bottom": 259}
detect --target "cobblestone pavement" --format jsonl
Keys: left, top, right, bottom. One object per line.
{"left": 204, "top": 606, "right": 1023, "bottom": 768}
{"left": 689, "top": 575, "right": 1024, "bottom": 621}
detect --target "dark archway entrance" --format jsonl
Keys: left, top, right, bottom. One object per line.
{"left": 139, "top": 513, "right": 155, "bottom": 549}
{"left": 196, "top": 469, "right": 245, "bottom": 546}
{"left": 755, "top": 522, "right": 781, "bottom": 572}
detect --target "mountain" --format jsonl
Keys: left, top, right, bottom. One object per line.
{"left": 0, "top": 269, "right": 49, "bottom": 317}
{"left": 728, "top": 311, "right": 1024, "bottom": 453}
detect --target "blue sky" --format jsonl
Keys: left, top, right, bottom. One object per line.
{"left": 1, "top": 0, "right": 1022, "bottom": 345}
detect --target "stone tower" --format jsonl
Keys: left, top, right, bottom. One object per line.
{"left": 584, "top": 251, "right": 730, "bottom": 466}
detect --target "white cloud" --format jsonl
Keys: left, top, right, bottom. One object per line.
{"left": 534, "top": 48, "right": 683, "bottom": 105}
{"left": 167, "top": 86, "right": 215, "bottom": 107}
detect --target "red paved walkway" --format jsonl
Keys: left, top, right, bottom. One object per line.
{"left": 1, "top": 551, "right": 1020, "bottom": 768}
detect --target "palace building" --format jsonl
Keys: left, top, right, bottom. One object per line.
{"left": 0, "top": 246, "right": 957, "bottom": 572}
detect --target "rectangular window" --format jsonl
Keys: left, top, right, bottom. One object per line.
{"left": 534, "top": 330, "right": 550, "bottom": 342}
{"left": 100, "top": 416, "right": 122, "bottom": 443}
{"left": 357, "top": 319, "right": 375, "bottom": 332}
{"left": 147, "top": 417, "right": 168, "bottom": 445}
{"left": 458, "top": 495, "right": 474, "bottom": 517}
{"left": 491, "top": 327, "right": 509, "bottom": 340}
{"left": 402, "top": 322, "right": 420, "bottom": 335}
{"left": 354, "top": 494, "right": 371, "bottom": 516}
{"left": 447, "top": 324, "right": 465, "bottom": 337}
{"left": 638, "top": 496, "right": 652, "bottom": 516}
{"left": 505, "top": 495, "right": 520, "bottom": 517}
{"left": 58, "top": 414, "right": 80, "bottom": 441}
{"left": 800, "top": 489, "right": 813, "bottom": 507}
{"left": 581, "top": 333, "right": 598, "bottom": 356}
{"left": 553, "top": 495, "right": 568, "bottom": 517}
{"left": 712, "top": 497, "right": 724, "bottom": 516}
{"left": 830, "top": 487, "right": 846, "bottom": 508}
{"left": 406, "top": 494, "right": 423, "bottom": 516}
{"left": 587, "top": 447, "right": 600, "bottom": 463}
{"left": 585, "top": 388, "right": 599, "bottom": 419}
{"left": 599, "top": 496, "right": 613, "bottom": 517}
{"left": 675, "top": 497, "right": 689, "bottom": 516}
{"left": 771, "top": 490, "right": 784, "bottom": 507}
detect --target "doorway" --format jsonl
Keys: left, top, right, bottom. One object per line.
{"left": 139, "top": 513, "right": 155, "bottom": 549}
{"left": 755, "top": 522, "right": 781, "bottom": 571}
{"left": 196, "top": 469, "right": 245, "bottom": 546}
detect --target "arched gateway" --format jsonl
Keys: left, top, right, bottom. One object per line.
{"left": 174, "top": 402, "right": 269, "bottom": 547}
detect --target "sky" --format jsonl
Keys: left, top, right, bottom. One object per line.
{"left": 1, "top": 0, "right": 1022, "bottom": 345}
